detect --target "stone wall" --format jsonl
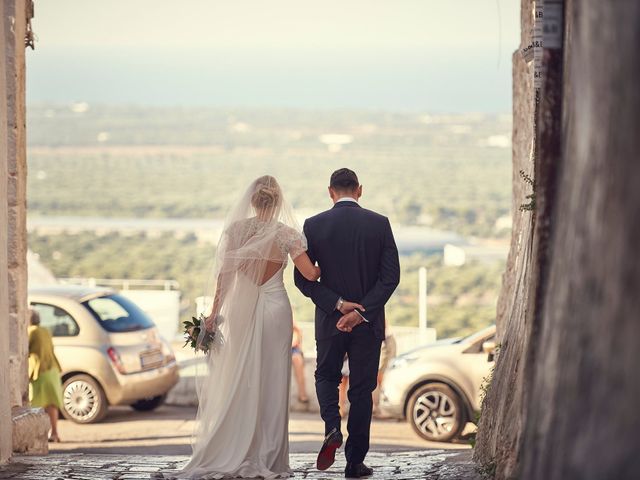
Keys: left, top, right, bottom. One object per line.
{"left": 0, "top": 0, "right": 12, "bottom": 464}
{"left": 477, "top": 1, "right": 640, "bottom": 478}
{"left": 1, "top": 0, "right": 43, "bottom": 463}
{"left": 520, "top": 1, "right": 640, "bottom": 478}
{"left": 473, "top": 1, "right": 536, "bottom": 477}
{"left": 4, "top": 0, "right": 29, "bottom": 409}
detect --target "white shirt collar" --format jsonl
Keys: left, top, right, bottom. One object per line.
{"left": 336, "top": 197, "right": 359, "bottom": 204}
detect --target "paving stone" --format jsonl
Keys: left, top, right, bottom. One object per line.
{"left": 0, "top": 451, "right": 480, "bottom": 479}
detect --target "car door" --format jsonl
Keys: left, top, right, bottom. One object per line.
{"left": 30, "top": 302, "right": 81, "bottom": 372}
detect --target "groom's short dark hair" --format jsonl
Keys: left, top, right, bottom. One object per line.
{"left": 330, "top": 168, "right": 359, "bottom": 192}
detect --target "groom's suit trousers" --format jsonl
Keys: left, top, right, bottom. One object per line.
{"left": 315, "top": 325, "right": 382, "bottom": 464}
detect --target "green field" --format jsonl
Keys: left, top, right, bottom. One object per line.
{"left": 27, "top": 105, "right": 512, "bottom": 238}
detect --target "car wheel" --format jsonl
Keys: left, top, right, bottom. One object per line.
{"left": 130, "top": 395, "right": 166, "bottom": 412}
{"left": 61, "top": 374, "right": 108, "bottom": 424}
{"left": 407, "top": 382, "right": 465, "bottom": 442}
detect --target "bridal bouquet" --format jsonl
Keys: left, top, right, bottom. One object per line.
{"left": 183, "top": 314, "right": 225, "bottom": 354}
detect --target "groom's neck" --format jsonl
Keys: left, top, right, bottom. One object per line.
{"left": 333, "top": 195, "right": 359, "bottom": 205}
{"left": 329, "top": 185, "right": 363, "bottom": 204}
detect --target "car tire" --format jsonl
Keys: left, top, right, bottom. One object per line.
{"left": 407, "top": 382, "right": 465, "bottom": 443}
{"left": 130, "top": 394, "right": 166, "bottom": 412}
{"left": 61, "top": 374, "right": 108, "bottom": 424}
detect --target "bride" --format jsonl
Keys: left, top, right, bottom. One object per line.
{"left": 172, "top": 175, "right": 320, "bottom": 479}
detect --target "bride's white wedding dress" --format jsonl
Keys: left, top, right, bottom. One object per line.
{"left": 170, "top": 218, "right": 305, "bottom": 480}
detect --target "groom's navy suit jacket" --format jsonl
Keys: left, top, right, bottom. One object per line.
{"left": 294, "top": 200, "right": 400, "bottom": 341}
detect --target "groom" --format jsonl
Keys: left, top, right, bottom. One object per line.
{"left": 295, "top": 168, "right": 400, "bottom": 478}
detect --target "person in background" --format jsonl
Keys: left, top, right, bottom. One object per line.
{"left": 373, "top": 318, "right": 397, "bottom": 419}
{"left": 292, "top": 320, "right": 310, "bottom": 408}
{"left": 338, "top": 355, "right": 349, "bottom": 417}
{"left": 28, "top": 309, "right": 64, "bottom": 443}
{"left": 340, "top": 320, "right": 397, "bottom": 420}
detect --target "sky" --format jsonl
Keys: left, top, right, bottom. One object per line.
{"left": 27, "top": 0, "right": 520, "bottom": 112}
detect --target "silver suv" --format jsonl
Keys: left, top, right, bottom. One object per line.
{"left": 381, "top": 325, "right": 496, "bottom": 442}
{"left": 29, "top": 286, "right": 179, "bottom": 424}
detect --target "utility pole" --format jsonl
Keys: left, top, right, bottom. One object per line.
{"left": 418, "top": 266, "right": 428, "bottom": 333}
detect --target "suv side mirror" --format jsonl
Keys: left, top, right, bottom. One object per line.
{"left": 482, "top": 340, "right": 496, "bottom": 362}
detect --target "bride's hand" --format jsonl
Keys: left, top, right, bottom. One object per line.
{"left": 204, "top": 314, "right": 217, "bottom": 332}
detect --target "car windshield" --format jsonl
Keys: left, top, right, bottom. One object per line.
{"left": 457, "top": 326, "right": 496, "bottom": 344}
{"left": 83, "top": 294, "right": 155, "bottom": 333}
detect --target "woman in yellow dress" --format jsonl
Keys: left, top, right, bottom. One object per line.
{"left": 28, "top": 309, "right": 63, "bottom": 442}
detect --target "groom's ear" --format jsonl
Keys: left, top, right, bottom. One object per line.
{"left": 356, "top": 185, "right": 363, "bottom": 199}
{"left": 328, "top": 186, "right": 335, "bottom": 201}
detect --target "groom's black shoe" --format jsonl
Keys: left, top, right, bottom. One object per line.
{"left": 316, "top": 428, "right": 343, "bottom": 471}
{"left": 345, "top": 463, "right": 373, "bottom": 478}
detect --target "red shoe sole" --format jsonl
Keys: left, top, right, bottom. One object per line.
{"left": 316, "top": 438, "right": 343, "bottom": 471}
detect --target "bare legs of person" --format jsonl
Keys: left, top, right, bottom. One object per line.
{"left": 372, "top": 371, "right": 391, "bottom": 419}
{"left": 338, "top": 375, "right": 349, "bottom": 417}
{"left": 292, "top": 351, "right": 310, "bottom": 406}
{"left": 373, "top": 333, "right": 396, "bottom": 419}
{"left": 46, "top": 405, "right": 60, "bottom": 442}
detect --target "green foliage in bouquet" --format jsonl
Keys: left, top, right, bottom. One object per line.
{"left": 183, "top": 316, "right": 202, "bottom": 351}
{"left": 183, "top": 314, "right": 216, "bottom": 354}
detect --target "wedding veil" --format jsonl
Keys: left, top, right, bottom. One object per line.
{"left": 182, "top": 175, "right": 305, "bottom": 477}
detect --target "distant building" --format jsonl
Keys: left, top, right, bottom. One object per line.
{"left": 318, "top": 133, "right": 353, "bottom": 153}
{"left": 444, "top": 243, "right": 509, "bottom": 266}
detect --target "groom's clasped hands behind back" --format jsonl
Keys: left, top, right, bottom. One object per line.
{"left": 172, "top": 168, "right": 399, "bottom": 480}
{"left": 335, "top": 299, "right": 367, "bottom": 333}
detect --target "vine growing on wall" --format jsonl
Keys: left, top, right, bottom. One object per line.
{"left": 519, "top": 170, "right": 536, "bottom": 211}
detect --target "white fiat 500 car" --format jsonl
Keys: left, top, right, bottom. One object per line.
{"left": 29, "top": 285, "right": 179, "bottom": 424}
{"left": 381, "top": 325, "right": 496, "bottom": 442}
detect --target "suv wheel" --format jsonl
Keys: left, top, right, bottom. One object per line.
{"left": 61, "top": 374, "right": 108, "bottom": 424}
{"left": 407, "top": 382, "right": 465, "bottom": 442}
{"left": 130, "top": 395, "right": 166, "bottom": 412}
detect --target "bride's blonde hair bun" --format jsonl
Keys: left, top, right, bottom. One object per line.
{"left": 251, "top": 175, "right": 282, "bottom": 212}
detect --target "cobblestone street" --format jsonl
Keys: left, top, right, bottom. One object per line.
{"left": 0, "top": 451, "right": 479, "bottom": 479}
{"left": 1, "top": 407, "right": 480, "bottom": 479}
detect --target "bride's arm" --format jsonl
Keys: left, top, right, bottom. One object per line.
{"left": 205, "top": 268, "right": 232, "bottom": 331}
{"left": 210, "top": 273, "right": 228, "bottom": 317}
{"left": 293, "top": 252, "right": 321, "bottom": 281}
{"left": 205, "top": 226, "right": 239, "bottom": 330}
{"left": 284, "top": 225, "right": 320, "bottom": 281}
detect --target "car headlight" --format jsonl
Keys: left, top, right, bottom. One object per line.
{"left": 390, "top": 355, "right": 418, "bottom": 370}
